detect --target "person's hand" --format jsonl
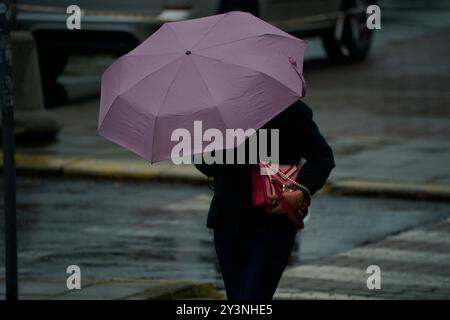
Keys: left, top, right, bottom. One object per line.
{"left": 267, "top": 190, "right": 305, "bottom": 214}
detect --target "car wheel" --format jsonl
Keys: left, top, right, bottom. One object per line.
{"left": 217, "top": 0, "right": 259, "bottom": 16}
{"left": 39, "top": 50, "right": 69, "bottom": 108}
{"left": 322, "top": 0, "right": 373, "bottom": 62}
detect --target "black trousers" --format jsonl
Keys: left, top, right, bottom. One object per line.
{"left": 213, "top": 224, "right": 297, "bottom": 300}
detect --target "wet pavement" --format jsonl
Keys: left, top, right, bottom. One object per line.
{"left": 1, "top": 0, "right": 450, "bottom": 299}
{"left": 1, "top": 177, "right": 449, "bottom": 288}
{"left": 59, "top": 0, "right": 450, "bottom": 109}
{"left": 54, "top": 0, "right": 450, "bottom": 147}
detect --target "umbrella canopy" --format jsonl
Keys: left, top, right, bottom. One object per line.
{"left": 98, "top": 11, "right": 306, "bottom": 163}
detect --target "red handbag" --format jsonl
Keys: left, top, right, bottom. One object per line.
{"left": 252, "top": 162, "right": 309, "bottom": 229}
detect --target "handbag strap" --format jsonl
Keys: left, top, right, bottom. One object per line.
{"left": 272, "top": 182, "right": 304, "bottom": 230}
{"left": 261, "top": 163, "right": 311, "bottom": 202}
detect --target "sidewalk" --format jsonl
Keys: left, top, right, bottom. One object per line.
{"left": 5, "top": 26, "right": 450, "bottom": 201}
{"left": 0, "top": 277, "right": 223, "bottom": 300}
{"left": 276, "top": 217, "right": 450, "bottom": 300}
{"left": 5, "top": 101, "right": 450, "bottom": 201}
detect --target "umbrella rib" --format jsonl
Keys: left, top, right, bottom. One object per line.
{"left": 119, "top": 54, "right": 182, "bottom": 94}
{"left": 127, "top": 51, "right": 182, "bottom": 57}
{"left": 190, "top": 56, "right": 230, "bottom": 129}
{"left": 97, "top": 93, "right": 156, "bottom": 162}
{"left": 150, "top": 56, "right": 187, "bottom": 163}
{"left": 194, "top": 52, "right": 300, "bottom": 97}
{"left": 98, "top": 87, "right": 158, "bottom": 135}
{"left": 99, "top": 55, "right": 183, "bottom": 129}
{"left": 190, "top": 56, "right": 216, "bottom": 108}
{"left": 195, "top": 32, "right": 300, "bottom": 52}
{"left": 167, "top": 23, "right": 187, "bottom": 51}
{"left": 190, "top": 12, "right": 230, "bottom": 51}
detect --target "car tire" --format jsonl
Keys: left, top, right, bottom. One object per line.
{"left": 217, "top": 0, "right": 259, "bottom": 16}
{"left": 322, "top": 0, "right": 373, "bottom": 62}
{"left": 39, "top": 49, "right": 69, "bottom": 108}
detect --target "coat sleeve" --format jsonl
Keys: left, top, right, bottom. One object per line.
{"left": 295, "top": 102, "right": 336, "bottom": 196}
{"left": 193, "top": 151, "right": 227, "bottom": 177}
{"left": 194, "top": 163, "right": 217, "bottom": 177}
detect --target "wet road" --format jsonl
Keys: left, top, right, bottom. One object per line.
{"left": 0, "top": 177, "right": 449, "bottom": 286}
{"left": 60, "top": 0, "right": 450, "bottom": 104}
{"left": 60, "top": 0, "right": 450, "bottom": 142}
{"left": 2, "top": 0, "right": 450, "bottom": 289}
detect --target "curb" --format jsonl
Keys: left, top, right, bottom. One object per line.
{"left": 328, "top": 179, "right": 450, "bottom": 202}
{"left": 4, "top": 153, "right": 450, "bottom": 202}
{"left": 0, "top": 277, "right": 224, "bottom": 300}
{"left": 9, "top": 153, "right": 208, "bottom": 184}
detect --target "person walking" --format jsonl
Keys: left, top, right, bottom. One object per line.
{"left": 195, "top": 99, "right": 335, "bottom": 300}
{"left": 97, "top": 10, "right": 331, "bottom": 299}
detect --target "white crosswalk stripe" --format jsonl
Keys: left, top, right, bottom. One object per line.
{"left": 388, "top": 229, "right": 450, "bottom": 245}
{"left": 274, "top": 290, "right": 384, "bottom": 300}
{"left": 284, "top": 264, "right": 450, "bottom": 288}
{"left": 337, "top": 247, "right": 450, "bottom": 266}
{"left": 278, "top": 221, "right": 450, "bottom": 298}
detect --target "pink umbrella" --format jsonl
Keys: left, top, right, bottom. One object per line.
{"left": 98, "top": 11, "right": 306, "bottom": 163}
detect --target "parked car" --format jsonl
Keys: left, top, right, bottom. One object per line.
{"left": 16, "top": 0, "right": 374, "bottom": 106}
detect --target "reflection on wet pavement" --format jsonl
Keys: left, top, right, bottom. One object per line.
{"left": 1, "top": 177, "right": 449, "bottom": 287}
